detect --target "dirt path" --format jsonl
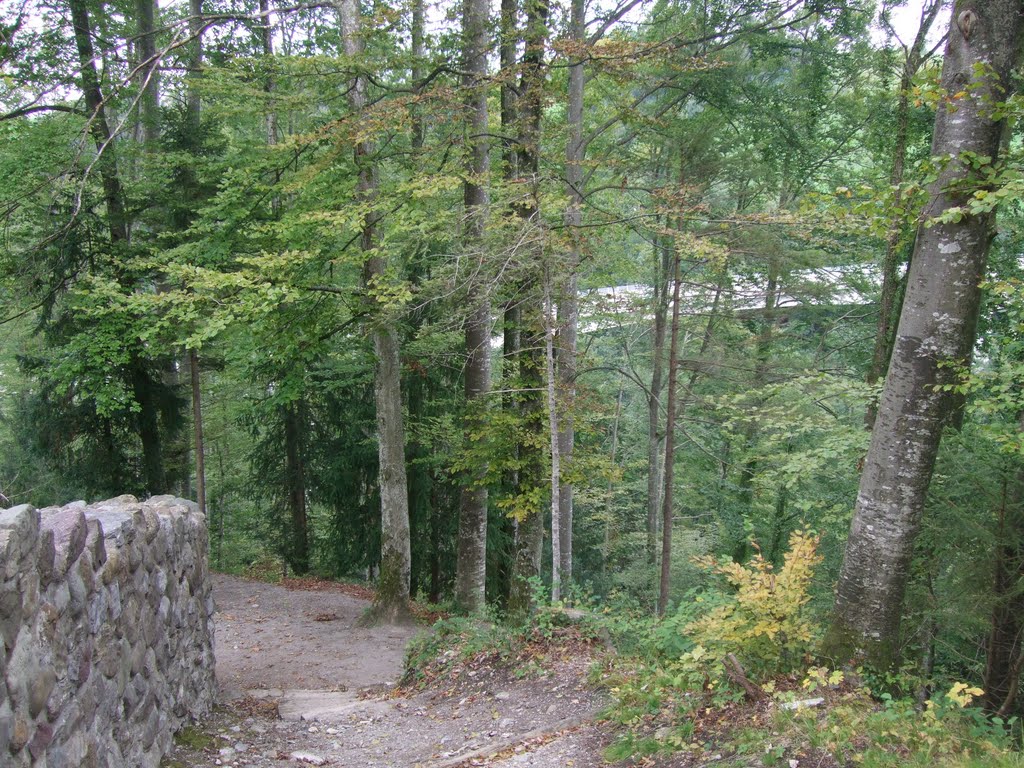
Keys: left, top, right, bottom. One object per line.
{"left": 213, "top": 574, "right": 416, "bottom": 699}
{"left": 163, "top": 575, "right": 610, "bottom": 768}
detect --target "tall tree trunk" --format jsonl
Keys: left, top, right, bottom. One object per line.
{"left": 496, "top": 0, "right": 521, "bottom": 610}
{"left": 70, "top": 0, "right": 172, "bottom": 496}
{"left": 336, "top": 0, "right": 412, "bottom": 620}
{"left": 647, "top": 234, "right": 670, "bottom": 563}
{"left": 983, "top": 423, "right": 1024, "bottom": 715}
{"left": 866, "top": 0, "right": 943, "bottom": 426}
{"left": 134, "top": 0, "right": 160, "bottom": 145}
{"left": 186, "top": 0, "right": 203, "bottom": 128}
{"left": 410, "top": 0, "right": 425, "bottom": 151}
{"left": 186, "top": 0, "right": 206, "bottom": 513}
{"left": 825, "top": 0, "right": 1024, "bottom": 668}
{"left": 557, "top": 0, "right": 584, "bottom": 590}
{"left": 259, "top": 0, "right": 277, "bottom": 150}
{"left": 499, "top": 0, "right": 519, "bottom": 180}
{"left": 604, "top": 383, "right": 624, "bottom": 575}
{"left": 507, "top": 0, "right": 549, "bottom": 620}
{"left": 68, "top": 0, "right": 128, "bottom": 245}
{"left": 283, "top": 401, "right": 310, "bottom": 574}
{"left": 545, "top": 274, "right": 561, "bottom": 601}
{"left": 657, "top": 247, "right": 682, "bottom": 616}
{"left": 131, "top": 362, "right": 166, "bottom": 494}
{"left": 190, "top": 349, "right": 206, "bottom": 514}
{"left": 455, "top": 0, "right": 492, "bottom": 614}
{"left": 734, "top": 261, "right": 780, "bottom": 560}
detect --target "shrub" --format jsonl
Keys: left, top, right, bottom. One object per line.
{"left": 683, "top": 529, "right": 823, "bottom": 678}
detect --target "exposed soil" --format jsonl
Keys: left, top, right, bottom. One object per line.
{"left": 211, "top": 574, "right": 416, "bottom": 699}
{"left": 162, "top": 574, "right": 612, "bottom": 768}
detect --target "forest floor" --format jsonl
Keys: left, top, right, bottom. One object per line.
{"left": 162, "top": 574, "right": 629, "bottom": 768}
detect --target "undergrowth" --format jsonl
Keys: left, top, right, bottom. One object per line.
{"left": 406, "top": 531, "right": 1024, "bottom": 766}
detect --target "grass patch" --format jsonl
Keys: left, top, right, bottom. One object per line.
{"left": 172, "top": 725, "right": 216, "bottom": 751}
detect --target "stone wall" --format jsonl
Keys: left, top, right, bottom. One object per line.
{"left": 0, "top": 495, "right": 216, "bottom": 767}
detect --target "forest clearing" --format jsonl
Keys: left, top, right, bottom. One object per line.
{"left": 3, "top": 0, "right": 1024, "bottom": 763}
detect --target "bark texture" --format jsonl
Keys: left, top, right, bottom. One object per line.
{"left": 455, "top": 0, "right": 492, "bottom": 614}
{"left": 134, "top": 0, "right": 160, "bottom": 145}
{"left": 866, "top": 0, "right": 943, "bottom": 426}
{"left": 557, "top": 0, "right": 584, "bottom": 589}
{"left": 336, "top": 0, "right": 412, "bottom": 619}
{"left": 283, "top": 401, "right": 310, "bottom": 574}
{"left": 546, "top": 277, "right": 561, "bottom": 601}
{"left": 186, "top": 0, "right": 206, "bottom": 515}
{"left": 827, "top": 0, "right": 1024, "bottom": 668}
{"left": 657, "top": 248, "right": 682, "bottom": 616}
{"left": 507, "top": 0, "right": 550, "bottom": 620}
{"left": 647, "top": 235, "right": 670, "bottom": 562}
{"left": 190, "top": 349, "right": 206, "bottom": 515}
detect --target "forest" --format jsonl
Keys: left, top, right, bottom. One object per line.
{"left": 2, "top": 0, "right": 1024, "bottom": 746}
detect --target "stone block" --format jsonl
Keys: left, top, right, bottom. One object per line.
{"left": 27, "top": 721, "right": 52, "bottom": 759}
{"left": 86, "top": 509, "right": 133, "bottom": 542}
{"left": 37, "top": 529, "right": 55, "bottom": 587}
{"left": 39, "top": 508, "right": 87, "bottom": 579}
{"left": 84, "top": 520, "right": 106, "bottom": 568}
{"left": 0, "top": 580, "right": 22, "bottom": 652}
{"left": 10, "top": 713, "right": 29, "bottom": 752}
{"left": 28, "top": 666, "right": 56, "bottom": 718}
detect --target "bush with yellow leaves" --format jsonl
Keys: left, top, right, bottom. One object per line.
{"left": 683, "top": 529, "right": 823, "bottom": 679}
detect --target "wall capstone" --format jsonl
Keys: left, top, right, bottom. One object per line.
{"left": 0, "top": 495, "right": 216, "bottom": 767}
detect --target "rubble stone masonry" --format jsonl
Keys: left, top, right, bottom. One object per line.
{"left": 0, "top": 495, "right": 216, "bottom": 767}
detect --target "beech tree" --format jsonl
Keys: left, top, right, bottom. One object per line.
{"left": 454, "top": 0, "right": 492, "bottom": 614}
{"left": 335, "top": 0, "right": 412, "bottom": 620}
{"left": 826, "top": 0, "right": 1024, "bottom": 668}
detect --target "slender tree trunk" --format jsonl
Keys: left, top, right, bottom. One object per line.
{"left": 983, "top": 424, "right": 1024, "bottom": 715}
{"left": 135, "top": 0, "right": 160, "bottom": 145}
{"left": 259, "top": 0, "right": 277, "bottom": 150}
{"left": 557, "top": 0, "right": 584, "bottom": 590}
{"left": 495, "top": 302, "right": 521, "bottom": 607}
{"left": 190, "top": 349, "right": 206, "bottom": 514}
{"left": 866, "top": 0, "right": 943, "bottom": 427}
{"left": 130, "top": 364, "right": 166, "bottom": 494}
{"left": 734, "top": 262, "right": 780, "bottom": 560}
{"left": 545, "top": 275, "right": 561, "bottom": 601}
{"left": 657, "top": 247, "right": 682, "bottom": 616}
{"left": 604, "top": 383, "right": 623, "bottom": 575}
{"left": 499, "top": 0, "right": 519, "bottom": 180}
{"left": 336, "top": 0, "right": 413, "bottom": 619}
{"left": 507, "top": 0, "right": 549, "bottom": 620}
{"left": 647, "top": 233, "right": 671, "bottom": 562}
{"left": 455, "top": 0, "right": 492, "bottom": 614}
{"left": 826, "top": 0, "right": 1024, "bottom": 668}
{"left": 283, "top": 401, "right": 310, "bottom": 574}
{"left": 69, "top": 0, "right": 128, "bottom": 244}
{"left": 494, "top": 0, "right": 520, "bottom": 609}
{"left": 187, "top": 0, "right": 203, "bottom": 126}
{"left": 410, "top": 0, "right": 425, "bottom": 151}
{"left": 186, "top": 0, "right": 205, "bottom": 513}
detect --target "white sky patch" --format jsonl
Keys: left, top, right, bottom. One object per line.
{"left": 870, "top": 0, "right": 951, "bottom": 50}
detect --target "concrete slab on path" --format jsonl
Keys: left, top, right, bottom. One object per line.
{"left": 246, "top": 688, "right": 396, "bottom": 722}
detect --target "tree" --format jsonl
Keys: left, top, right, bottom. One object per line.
{"left": 865, "top": 0, "right": 944, "bottom": 425}
{"left": 335, "top": 0, "right": 413, "bottom": 620}
{"left": 825, "top": 0, "right": 1024, "bottom": 668}
{"left": 454, "top": 0, "right": 492, "bottom": 614}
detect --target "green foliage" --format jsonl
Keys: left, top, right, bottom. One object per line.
{"left": 777, "top": 685, "right": 1020, "bottom": 767}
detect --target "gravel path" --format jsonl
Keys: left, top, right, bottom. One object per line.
{"left": 162, "top": 575, "right": 611, "bottom": 768}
